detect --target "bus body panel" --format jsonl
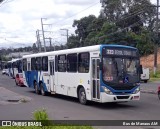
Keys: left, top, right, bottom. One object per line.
{"left": 55, "top": 72, "right": 91, "bottom": 99}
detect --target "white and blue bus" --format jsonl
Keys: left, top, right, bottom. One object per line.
{"left": 12, "top": 58, "right": 23, "bottom": 78}
{"left": 22, "top": 44, "right": 142, "bottom": 104}
{"left": 7, "top": 60, "right": 13, "bottom": 77}
{"left": 7, "top": 58, "right": 22, "bottom": 78}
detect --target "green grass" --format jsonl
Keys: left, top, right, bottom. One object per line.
{"left": 33, "top": 109, "right": 49, "bottom": 121}
{"left": 150, "top": 69, "right": 160, "bottom": 78}
{"left": 0, "top": 109, "right": 93, "bottom": 129}
{"left": 149, "top": 78, "right": 160, "bottom": 82}
{"left": 149, "top": 71, "right": 160, "bottom": 82}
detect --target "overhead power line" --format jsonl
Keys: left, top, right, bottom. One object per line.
{"left": 50, "top": 2, "right": 99, "bottom": 25}
{"left": 0, "top": 0, "right": 14, "bottom": 8}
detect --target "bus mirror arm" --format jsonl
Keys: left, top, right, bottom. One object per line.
{"left": 139, "top": 65, "right": 143, "bottom": 74}
{"left": 99, "top": 62, "right": 102, "bottom": 70}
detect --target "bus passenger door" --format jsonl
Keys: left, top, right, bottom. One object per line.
{"left": 92, "top": 58, "right": 100, "bottom": 100}
{"left": 49, "top": 60, "right": 55, "bottom": 92}
{"left": 27, "top": 61, "right": 32, "bottom": 87}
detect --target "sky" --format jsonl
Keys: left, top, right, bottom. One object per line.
{"left": 0, "top": 0, "right": 157, "bottom": 49}
{"left": 0, "top": 0, "right": 101, "bottom": 48}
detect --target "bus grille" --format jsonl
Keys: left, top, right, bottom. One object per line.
{"left": 117, "top": 96, "right": 130, "bottom": 99}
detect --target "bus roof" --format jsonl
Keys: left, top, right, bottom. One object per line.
{"left": 23, "top": 44, "right": 137, "bottom": 58}
{"left": 8, "top": 58, "right": 22, "bottom": 63}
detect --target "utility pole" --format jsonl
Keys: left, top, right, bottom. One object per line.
{"left": 44, "top": 37, "right": 53, "bottom": 51}
{"left": 60, "top": 28, "right": 69, "bottom": 43}
{"left": 41, "top": 18, "right": 47, "bottom": 52}
{"left": 41, "top": 18, "right": 53, "bottom": 52}
{"left": 36, "top": 29, "right": 41, "bottom": 52}
{"left": 154, "top": 0, "right": 159, "bottom": 75}
{"left": 49, "top": 37, "right": 52, "bottom": 51}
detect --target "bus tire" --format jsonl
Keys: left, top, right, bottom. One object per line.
{"left": 144, "top": 80, "right": 148, "bottom": 83}
{"left": 78, "top": 87, "right": 87, "bottom": 105}
{"left": 40, "top": 83, "right": 47, "bottom": 96}
{"left": 34, "top": 82, "right": 40, "bottom": 94}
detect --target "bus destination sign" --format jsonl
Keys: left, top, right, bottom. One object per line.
{"left": 102, "top": 48, "right": 137, "bottom": 57}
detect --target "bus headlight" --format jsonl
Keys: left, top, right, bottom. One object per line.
{"left": 133, "top": 87, "right": 140, "bottom": 94}
{"left": 102, "top": 86, "right": 113, "bottom": 95}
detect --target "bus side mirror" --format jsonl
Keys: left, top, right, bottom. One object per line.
{"left": 139, "top": 65, "right": 143, "bottom": 74}
{"left": 99, "top": 62, "right": 102, "bottom": 70}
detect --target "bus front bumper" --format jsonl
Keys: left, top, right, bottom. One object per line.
{"left": 100, "top": 92, "right": 140, "bottom": 103}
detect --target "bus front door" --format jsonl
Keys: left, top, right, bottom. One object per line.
{"left": 27, "top": 62, "right": 32, "bottom": 87}
{"left": 92, "top": 58, "right": 100, "bottom": 100}
{"left": 49, "top": 61, "right": 55, "bottom": 92}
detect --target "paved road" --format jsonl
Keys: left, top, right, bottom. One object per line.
{"left": 140, "top": 81, "right": 159, "bottom": 94}
{"left": 0, "top": 74, "right": 160, "bottom": 129}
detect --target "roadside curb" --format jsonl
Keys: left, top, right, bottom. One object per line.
{"left": 0, "top": 87, "right": 31, "bottom": 105}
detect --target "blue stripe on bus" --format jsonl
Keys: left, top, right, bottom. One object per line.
{"left": 100, "top": 44, "right": 137, "bottom": 50}
{"left": 24, "top": 71, "right": 48, "bottom": 92}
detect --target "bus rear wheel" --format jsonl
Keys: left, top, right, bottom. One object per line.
{"left": 40, "top": 83, "right": 47, "bottom": 96}
{"left": 34, "top": 82, "right": 40, "bottom": 94}
{"left": 78, "top": 87, "right": 87, "bottom": 105}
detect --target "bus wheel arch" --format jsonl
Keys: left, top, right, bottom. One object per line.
{"left": 34, "top": 80, "right": 40, "bottom": 94}
{"left": 39, "top": 81, "right": 47, "bottom": 96}
{"left": 77, "top": 85, "right": 87, "bottom": 105}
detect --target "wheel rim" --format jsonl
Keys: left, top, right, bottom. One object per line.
{"left": 41, "top": 85, "right": 44, "bottom": 94}
{"left": 40, "top": 83, "right": 46, "bottom": 95}
{"left": 80, "top": 90, "right": 86, "bottom": 103}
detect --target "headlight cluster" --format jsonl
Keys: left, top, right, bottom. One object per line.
{"left": 102, "top": 86, "right": 113, "bottom": 95}
{"left": 133, "top": 87, "right": 140, "bottom": 94}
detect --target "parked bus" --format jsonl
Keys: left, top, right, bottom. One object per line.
{"left": 13, "top": 58, "right": 24, "bottom": 86}
{"left": 22, "top": 44, "right": 142, "bottom": 104}
{"left": 12, "top": 58, "right": 23, "bottom": 78}
{"left": 7, "top": 60, "right": 13, "bottom": 77}
{"left": 6, "top": 58, "right": 22, "bottom": 78}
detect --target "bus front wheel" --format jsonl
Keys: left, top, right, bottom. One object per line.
{"left": 78, "top": 87, "right": 87, "bottom": 105}
{"left": 40, "top": 83, "right": 47, "bottom": 96}
{"left": 34, "top": 82, "right": 40, "bottom": 94}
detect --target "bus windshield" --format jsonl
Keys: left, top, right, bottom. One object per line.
{"left": 102, "top": 57, "right": 139, "bottom": 84}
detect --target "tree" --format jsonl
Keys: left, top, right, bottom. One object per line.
{"left": 100, "top": 0, "right": 125, "bottom": 22}
{"left": 101, "top": 0, "right": 156, "bottom": 33}
{"left": 32, "top": 43, "right": 38, "bottom": 53}
{"left": 72, "top": 15, "right": 97, "bottom": 46}
{"left": 66, "top": 34, "right": 79, "bottom": 48}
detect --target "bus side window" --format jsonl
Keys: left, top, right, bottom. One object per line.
{"left": 67, "top": 53, "right": 77, "bottom": 72}
{"left": 42, "top": 56, "right": 48, "bottom": 71}
{"left": 58, "top": 55, "right": 66, "bottom": 72}
{"left": 55, "top": 56, "right": 58, "bottom": 72}
{"left": 31, "top": 58, "right": 36, "bottom": 70}
{"left": 23, "top": 59, "right": 27, "bottom": 71}
{"left": 78, "top": 52, "right": 89, "bottom": 73}
{"left": 27, "top": 62, "right": 31, "bottom": 71}
{"left": 36, "top": 57, "right": 42, "bottom": 71}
